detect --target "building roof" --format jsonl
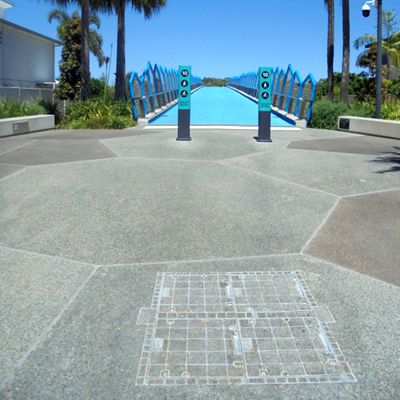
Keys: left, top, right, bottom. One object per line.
{"left": 0, "top": 0, "right": 14, "bottom": 10}
{"left": 0, "top": 17, "right": 62, "bottom": 45}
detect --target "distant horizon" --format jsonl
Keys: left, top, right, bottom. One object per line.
{"left": 5, "top": 0, "right": 400, "bottom": 83}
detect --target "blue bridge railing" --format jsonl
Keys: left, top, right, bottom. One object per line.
{"left": 129, "top": 62, "right": 203, "bottom": 119}
{"left": 228, "top": 64, "right": 316, "bottom": 121}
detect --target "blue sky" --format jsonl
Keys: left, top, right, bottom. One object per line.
{"left": 6, "top": 0, "right": 400, "bottom": 83}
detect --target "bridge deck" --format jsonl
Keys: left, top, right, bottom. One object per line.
{"left": 150, "top": 87, "right": 293, "bottom": 126}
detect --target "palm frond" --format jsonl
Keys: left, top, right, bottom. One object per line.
{"left": 47, "top": 9, "right": 69, "bottom": 24}
{"left": 89, "top": 13, "right": 101, "bottom": 29}
{"left": 89, "top": 29, "right": 105, "bottom": 67}
{"left": 387, "top": 48, "right": 400, "bottom": 68}
{"left": 353, "top": 34, "right": 377, "bottom": 50}
{"left": 130, "top": 0, "right": 168, "bottom": 20}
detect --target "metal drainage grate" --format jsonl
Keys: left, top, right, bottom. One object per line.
{"left": 136, "top": 271, "right": 356, "bottom": 386}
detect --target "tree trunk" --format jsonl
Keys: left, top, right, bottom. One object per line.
{"left": 80, "top": 0, "right": 91, "bottom": 101}
{"left": 115, "top": 1, "right": 126, "bottom": 101}
{"left": 340, "top": 0, "right": 350, "bottom": 103}
{"left": 327, "top": 0, "right": 334, "bottom": 101}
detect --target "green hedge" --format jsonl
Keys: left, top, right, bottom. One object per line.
{"left": 309, "top": 100, "right": 374, "bottom": 130}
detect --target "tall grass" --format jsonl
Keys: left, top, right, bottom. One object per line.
{"left": 0, "top": 98, "right": 46, "bottom": 119}
{"left": 382, "top": 101, "right": 400, "bottom": 121}
{"left": 57, "top": 98, "right": 136, "bottom": 129}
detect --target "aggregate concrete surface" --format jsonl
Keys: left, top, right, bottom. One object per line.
{"left": 0, "top": 127, "right": 399, "bottom": 399}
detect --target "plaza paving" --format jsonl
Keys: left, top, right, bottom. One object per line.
{"left": 0, "top": 126, "right": 399, "bottom": 399}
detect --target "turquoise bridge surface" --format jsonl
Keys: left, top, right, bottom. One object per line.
{"left": 149, "top": 87, "right": 293, "bottom": 126}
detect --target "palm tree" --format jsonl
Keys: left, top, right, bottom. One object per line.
{"left": 354, "top": 9, "right": 400, "bottom": 78}
{"left": 340, "top": 0, "right": 350, "bottom": 103}
{"left": 48, "top": 8, "right": 105, "bottom": 67}
{"left": 110, "top": 0, "right": 167, "bottom": 101}
{"left": 45, "top": 0, "right": 107, "bottom": 101}
{"left": 325, "top": 0, "right": 335, "bottom": 101}
{"left": 48, "top": 9, "right": 105, "bottom": 100}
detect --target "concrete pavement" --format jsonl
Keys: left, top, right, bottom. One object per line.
{"left": 0, "top": 126, "right": 399, "bottom": 399}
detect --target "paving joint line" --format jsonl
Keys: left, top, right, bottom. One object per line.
{"left": 99, "top": 252, "right": 302, "bottom": 268}
{"left": 341, "top": 187, "right": 400, "bottom": 198}
{"left": 0, "top": 140, "right": 37, "bottom": 156}
{"left": 117, "top": 156, "right": 214, "bottom": 163}
{"left": 0, "top": 166, "right": 29, "bottom": 182}
{"left": 300, "top": 197, "right": 342, "bottom": 254}
{"left": 0, "top": 245, "right": 98, "bottom": 267}
{"left": 0, "top": 265, "right": 99, "bottom": 392}
{"left": 302, "top": 253, "right": 400, "bottom": 289}
{"left": 98, "top": 139, "right": 122, "bottom": 157}
{"left": 216, "top": 146, "right": 291, "bottom": 163}
{"left": 6, "top": 156, "right": 120, "bottom": 169}
{"left": 0, "top": 162, "right": 28, "bottom": 167}
{"left": 217, "top": 161, "right": 340, "bottom": 198}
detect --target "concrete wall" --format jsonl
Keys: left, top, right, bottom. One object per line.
{"left": 0, "top": 115, "right": 54, "bottom": 137}
{"left": 338, "top": 116, "right": 400, "bottom": 140}
{"left": 1, "top": 23, "right": 55, "bottom": 86}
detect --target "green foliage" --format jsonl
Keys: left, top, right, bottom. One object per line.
{"left": 24, "top": 102, "right": 47, "bottom": 115}
{"left": 354, "top": 9, "right": 400, "bottom": 78}
{"left": 309, "top": 100, "right": 349, "bottom": 129}
{"left": 350, "top": 76, "right": 376, "bottom": 102}
{"left": 203, "top": 77, "right": 229, "bottom": 87}
{"left": 382, "top": 101, "right": 400, "bottom": 120}
{"left": 49, "top": 9, "right": 105, "bottom": 101}
{"left": 57, "top": 98, "right": 136, "bottom": 129}
{"left": 54, "top": 11, "right": 82, "bottom": 101}
{"left": 0, "top": 99, "right": 25, "bottom": 118}
{"left": 90, "top": 78, "right": 106, "bottom": 98}
{"left": 309, "top": 100, "right": 374, "bottom": 130}
{"left": 37, "top": 98, "right": 63, "bottom": 125}
{"left": 315, "top": 72, "right": 400, "bottom": 103}
{"left": 315, "top": 73, "right": 366, "bottom": 100}
{"left": 390, "top": 79, "right": 400, "bottom": 97}
{"left": 0, "top": 98, "right": 47, "bottom": 119}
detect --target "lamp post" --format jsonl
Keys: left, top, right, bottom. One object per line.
{"left": 362, "top": 0, "right": 382, "bottom": 119}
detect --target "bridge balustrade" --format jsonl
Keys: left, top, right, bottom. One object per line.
{"left": 228, "top": 64, "right": 316, "bottom": 122}
{"left": 129, "top": 63, "right": 203, "bottom": 119}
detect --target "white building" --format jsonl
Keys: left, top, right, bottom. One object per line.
{"left": 0, "top": 0, "right": 61, "bottom": 93}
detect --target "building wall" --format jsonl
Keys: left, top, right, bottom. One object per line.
{"left": 1, "top": 23, "right": 55, "bottom": 87}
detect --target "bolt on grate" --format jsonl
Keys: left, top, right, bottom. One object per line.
{"left": 136, "top": 271, "right": 356, "bottom": 386}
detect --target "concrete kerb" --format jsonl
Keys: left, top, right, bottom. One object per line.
{"left": 0, "top": 115, "right": 55, "bottom": 138}
{"left": 338, "top": 116, "right": 400, "bottom": 140}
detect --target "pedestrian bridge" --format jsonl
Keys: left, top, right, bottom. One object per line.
{"left": 149, "top": 87, "right": 293, "bottom": 127}
{"left": 129, "top": 62, "right": 316, "bottom": 127}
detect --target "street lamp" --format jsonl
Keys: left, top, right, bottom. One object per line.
{"left": 362, "top": 0, "right": 382, "bottom": 119}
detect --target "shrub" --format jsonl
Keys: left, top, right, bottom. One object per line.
{"left": 37, "top": 98, "right": 63, "bottom": 125}
{"left": 90, "top": 78, "right": 106, "bottom": 98}
{"left": 57, "top": 98, "right": 136, "bottom": 129}
{"left": 0, "top": 98, "right": 24, "bottom": 118}
{"left": 390, "top": 80, "right": 400, "bottom": 97}
{"left": 309, "top": 100, "right": 349, "bottom": 129}
{"left": 23, "top": 102, "right": 47, "bottom": 116}
{"left": 350, "top": 102, "right": 375, "bottom": 118}
{"left": 0, "top": 98, "right": 48, "bottom": 119}
{"left": 382, "top": 101, "right": 400, "bottom": 121}
{"left": 309, "top": 100, "right": 375, "bottom": 130}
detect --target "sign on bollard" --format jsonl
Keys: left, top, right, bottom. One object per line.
{"left": 177, "top": 65, "right": 192, "bottom": 141}
{"left": 257, "top": 67, "right": 272, "bottom": 142}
